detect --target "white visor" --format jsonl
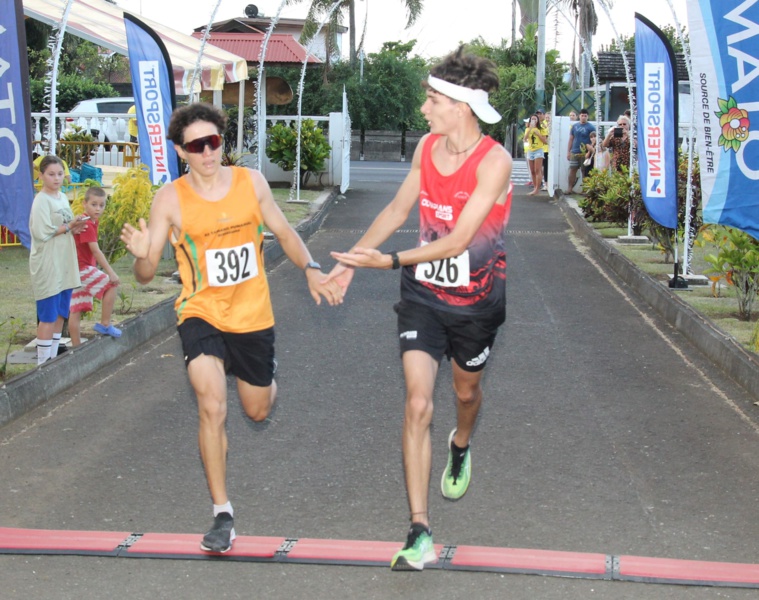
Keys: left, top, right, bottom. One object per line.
{"left": 427, "top": 75, "right": 502, "bottom": 124}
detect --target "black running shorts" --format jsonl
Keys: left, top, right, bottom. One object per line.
{"left": 177, "top": 317, "right": 276, "bottom": 387}
{"left": 394, "top": 300, "right": 505, "bottom": 372}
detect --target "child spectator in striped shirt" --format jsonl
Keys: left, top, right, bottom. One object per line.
{"left": 69, "top": 187, "right": 122, "bottom": 345}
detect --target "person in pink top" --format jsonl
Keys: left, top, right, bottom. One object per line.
{"left": 69, "top": 187, "right": 121, "bottom": 345}
{"left": 327, "top": 46, "right": 513, "bottom": 571}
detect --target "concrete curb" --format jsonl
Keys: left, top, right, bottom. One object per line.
{"left": 556, "top": 192, "right": 759, "bottom": 400}
{"left": 0, "top": 188, "right": 339, "bottom": 429}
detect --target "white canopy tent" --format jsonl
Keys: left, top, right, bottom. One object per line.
{"left": 23, "top": 0, "right": 248, "bottom": 94}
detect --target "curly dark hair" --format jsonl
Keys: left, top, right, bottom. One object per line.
{"left": 428, "top": 45, "right": 499, "bottom": 93}
{"left": 168, "top": 103, "right": 227, "bottom": 146}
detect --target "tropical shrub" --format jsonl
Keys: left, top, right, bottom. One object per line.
{"left": 223, "top": 105, "right": 257, "bottom": 156}
{"left": 29, "top": 75, "right": 117, "bottom": 113}
{"left": 700, "top": 225, "right": 759, "bottom": 321}
{"left": 266, "top": 119, "right": 331, "bottom": 187}
{"left": 579, "top": 165, "right": 645, "bottom": 230}
{"left": 58, "top": 126, "right": 95, "bottom": 169}
{"left": 581, "top": 155, "right": 703, "bottom": 263}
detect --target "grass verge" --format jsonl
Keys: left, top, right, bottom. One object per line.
{"left": 590, "top": 221, "right": 759, "bottom": 353}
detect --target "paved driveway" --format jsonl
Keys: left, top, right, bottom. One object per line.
{"left": 1, "top": 161, "right": 758, "bottom": 599}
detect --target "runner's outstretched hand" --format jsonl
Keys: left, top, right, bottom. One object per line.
{"left": 306, "top": 270, "right": 344, "bottom": 306}
{"left": 323, "top": 259, "right": 357, "bottom": 296}
{"left": 120, "top": 218, "right": 151, "bottom": 259}
{"left": 331, "top": 248, "right": 389, "bottom": 270}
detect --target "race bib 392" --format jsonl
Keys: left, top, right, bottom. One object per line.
{"left": 206, "top": 242, "right": 258, "bottom": 287}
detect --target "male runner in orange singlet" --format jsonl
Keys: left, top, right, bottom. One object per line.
{"left": 121, "top": 103, "right": 342, "bottom": 553}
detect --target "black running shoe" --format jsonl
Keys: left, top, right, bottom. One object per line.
{"left": 200, "top": 512, "right": 236, "bottom": 553}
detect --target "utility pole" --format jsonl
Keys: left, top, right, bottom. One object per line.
{"left": 511, "top": 0, "right": 517, "bottom": 46}
{"left": 536, "top": 0, "right": 546, "bottom": 108}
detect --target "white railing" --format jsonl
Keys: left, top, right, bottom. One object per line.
{"left": 31, "top": 112, "right": 135, "bottom": 167}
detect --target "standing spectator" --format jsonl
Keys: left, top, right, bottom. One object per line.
{"left": 569, "top": 110, "right": 579, "bottom": 121}
{"left": 522, "top": 119, "right": 532, "bottom": 186}
{"left": 69, "top": 187, "right": 122, "bottom": 346}
{"left": 539, "top": 110, "right": 550, "bottom": 191}
{"left": 582, "top": 131, "right": 597, "bottom": 179}
{"left": 602, "top": 115, "right": 631, "bottom": 172}
{"left": 28, "top": 156, "right": 88, "bottom": 364}
{"left": 524, "top": 114, "right": 547, "bottom": 196}
{"left": 565, "top": 108, "right": 595, "bottom": 194}
{"left": 127, "top": 105, "right": 138, "bottom": 143}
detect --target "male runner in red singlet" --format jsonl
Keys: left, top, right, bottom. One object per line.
{"left": 120, "top": 103, "right": 342, "bottom": 554}
{"left": 328, "top": 47, "right": 513, "bottom": 571}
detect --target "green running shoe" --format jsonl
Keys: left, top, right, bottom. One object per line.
{"left": 441, "top": 428, "right": 471, "bottom": 500}
{"left": 390, "top": 523, "right": 436, "bottom": 571}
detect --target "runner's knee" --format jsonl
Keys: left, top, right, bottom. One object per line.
{"left": 197, "top": 394, "right": 227, "bottom": 426}
{"left": 405, "top": 392, "right": 433, "bottom": 424}
{"left": 453, "top": 379, "right": 481, "bottom": 406}
{"left": 242, "top": 397, "right": 270, "bottom": 422}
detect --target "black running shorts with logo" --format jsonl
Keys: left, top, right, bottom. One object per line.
{"left": 394, "top": 300, "right": 505, "bottom": 372}
{"left": 177, "top": 317, "right": 276, "bottom": 387}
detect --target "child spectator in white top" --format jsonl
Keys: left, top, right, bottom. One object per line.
{"left": 69, "top": 187, "right": 122, "bottom": 345}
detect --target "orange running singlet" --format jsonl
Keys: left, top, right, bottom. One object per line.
{"left": 172, "top": 167, "right": 274, "bottom": 333}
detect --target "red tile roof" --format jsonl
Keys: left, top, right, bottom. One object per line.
{"left": 192, "top": 33, "right": 321, "bottom": 65}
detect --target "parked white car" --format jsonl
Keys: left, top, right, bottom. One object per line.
{"left": 65, "top": 97, "right": 134, "bottom": 143}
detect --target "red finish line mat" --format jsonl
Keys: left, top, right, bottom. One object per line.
{"left": 1, "top": 527, "right": 758, "bottom": 588}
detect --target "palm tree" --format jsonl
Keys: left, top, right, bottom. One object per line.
{"left": 517, "top": 0, "right": 612, "bottom": 89}
{"left": 289, "top": 0, "right": 423, "bottom": 68}
{"left": 516, "top": 0, "right": 540, "bottom": 36}
{"left": 556, "top": 0, "right": 608, "bottom": 88}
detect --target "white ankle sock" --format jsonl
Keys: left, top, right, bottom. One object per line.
{"left": 37, "top": 340, "right": 52, "bottom": 365}
{"left": 213, "top": 502, "right": 233, "bottom": 517}
{"left": 50, "top": 333, "right": 62, "bottom": 356}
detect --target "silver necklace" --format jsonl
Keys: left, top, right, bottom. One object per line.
{"left": 445, "top": 133, "right": 482, "bottom": 155}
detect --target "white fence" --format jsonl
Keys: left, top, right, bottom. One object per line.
{"left": 31, "top": 112, "right": 136, "bottom": 167}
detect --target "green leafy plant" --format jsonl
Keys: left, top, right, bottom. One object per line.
{"left": 701, "top": 225, "right": 759, "bottom": 320}
{"left": 580, "top": 166, "right": 645, "bottom": 231}
{"left": 59, "top": 125, "right": 95, "bottom": 169}
{"left": 581, "top": 155, "right": 703, "bottom": 265}
{"left": 221, "top": 150, "right": 250, "bottom": 167}
{"left": 223, "top": 106, "right": 257, "bottom": 157}
{"left": 266, "top": 119, "right": 331, "bottom": 187}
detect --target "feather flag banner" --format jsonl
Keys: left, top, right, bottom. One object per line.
{"left": 0, "top": 0, "right": 35, "bottom": 247}
{"left": 124, "top": 13, "right": 179, "bottom": 184}
{"left": 635, "top": 13, "right": 679, "bottom": 230}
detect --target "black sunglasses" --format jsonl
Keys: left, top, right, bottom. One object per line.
{"left": 182, "top": 134, "right": 223, "bottom": 154}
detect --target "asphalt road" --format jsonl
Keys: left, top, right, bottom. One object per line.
{"left": 2, "top": 161, "right": 759, "bottom": 599}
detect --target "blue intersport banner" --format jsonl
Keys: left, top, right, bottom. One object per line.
{"left": 0, "top": 0, "right": 34, "bottom": 248}
{"left": 635, "top": 14, "right": 679, "bottom": 230}
{"left": 687, "top": 0, "right": 759, "bottom": 238}
{"left": 124, "top": 14, "right": 180, "bottom": 185}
